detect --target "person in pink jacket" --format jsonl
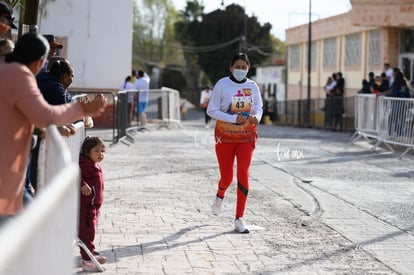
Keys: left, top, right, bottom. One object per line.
{"left": 0, "top": 33, "right": 107, "bottom": 222}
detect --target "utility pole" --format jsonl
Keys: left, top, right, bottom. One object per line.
{"left": 241, "top": 0, "right": 247, "bottom": 52}
{"left": 243, "top": 7, "right": 247, "bottom": 52}
{"left": 19, "top": 0, "right": 39, "bottom": 36}
{"left": 306, "top": 0, "right": 312, "bottom": 126}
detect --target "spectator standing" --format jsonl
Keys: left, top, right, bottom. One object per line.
{"left": 322, "top": 76, "right": 333, "bottom": 110}
{"left": 25, "top": 57, "right": 77, "bottom": 197}
{"left": 0, "top": 33, "right": 107, "bottom": 224}
{"left": 37, "top": 57, "right": 74, "bottom": 105}
{"left": 131, "top": 69, "right": 137, "bottom": 83}
{"left": 0, "top": 2, "right": 17, "bottom": 35}
{"left": 180, "top": 98, "right": 188, "bottom": 120}
{"left": 26, "top": 35, "right": 66, "bottom": 195}
{"left": 370, "top": 75, "right": 386, "bottom": 95}
{"left": 41, "top": 34, "right": 63, "bottom": 71}
{"left": 368, "top": 71, "right": 376, "bottom": 92}
{"left": 384, "top": 63, "right": 394, "bottom": 88}
{"left": 332, "top": 72, "right": 345, "bottom": 131}
{"left": 379, "top": 67, "right": 410, "bottom": 98}
{"left": 381, "top": 72, "right": 390, "bottom": 91}
{"left": 324, "top": 73, "right": 337, "bottom": 96}
{"left": 207, "top": 52, "right": 263, "bottom": 234}
{"left": 200, "top": 85, "right": 212, "bottom": 128}
{"left": 134, "top": 70, "right": 150, "bottom": 126}
{"left": 336, "top": 72, "right": 345, "bottom": 96}
{"left": 323, "top": 73, "right": 337, "bottom": 127}
{"left": 0, "top": 2, "right": 16, "bottom": 62}
{"left": 378, "top": 67, "right": 410, "bottom": 137}
{"left": 78, "top": 136, "right": 107, "bottom": 271}
{"left": 120, "top": 75, "right": 135, "bottom": 125}
{"left": 358, "top": 79, "right": 371, "bottom": 94}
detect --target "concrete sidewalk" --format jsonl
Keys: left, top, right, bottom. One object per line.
{"left": 75, "top": 109, "right": 413, "bottom": 274}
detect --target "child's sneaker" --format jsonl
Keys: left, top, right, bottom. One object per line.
{"left": 211, "top": 196, "right": 223, "bottom": 215}
{"left": 234, "top": 217, "right": 249, "bottom": 233}
{"left": 94, "top": 253, "right": 106, "bottom": 264}
{"left": 81, "top": 260, "right": 104, "bottom": 272}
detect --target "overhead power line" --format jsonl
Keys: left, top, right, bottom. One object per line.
{"left": 166, "top": 37, "right": 241, "bottom": 53}
{"left": 246, "top": 45, "right": 273, "bottom": 56}
{"left": 165, "top": 37, "right": 272, "bottom": 56}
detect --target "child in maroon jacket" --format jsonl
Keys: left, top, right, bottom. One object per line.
{"left": 78, "top": 136, "right": 106, "bottom": 271}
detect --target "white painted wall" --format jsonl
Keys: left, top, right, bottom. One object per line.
{"left": 38, "top": 0, "right": 133, "bottom": 90}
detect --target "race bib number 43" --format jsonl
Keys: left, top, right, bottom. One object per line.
{"left": 231, "top": 96, "right": 252, "bottom": 113}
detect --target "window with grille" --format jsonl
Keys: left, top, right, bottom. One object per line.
{"left": 323, "top": 38, "right": 336, "bottom": 68}
{"left": 345, "top": 33, "right": 361, "bottom": 66}
{"left": 289, "top": 45, "right": 300, "bottom": 69}
{"left": 305, "top": 42, "right": 317, "bottom": 69}
{"left": 400, "top": 29, "right": 414, "bottom": 53}
{"left": 368, "top": 30, "right": 381, "bottom": 66}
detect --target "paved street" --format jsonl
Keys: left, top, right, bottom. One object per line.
{"left": 75, "top": 108, "right": 414, "bottom": 274}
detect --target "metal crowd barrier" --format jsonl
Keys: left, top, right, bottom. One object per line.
{"left": 276, "top": 97, "right": 355, "bottom": 131}
{"left": 37, "top": 121, "right": 85, "bottom": 192}
{"left": 349, "top": 94, "right": 379, "bottom": 142}
{"left": 70, "top": 91, "right": 118, "bottom": 144}
{"left": 0, "top": 125, "right": 80, "bottom": 275}
{"left": 350, "top": 94, "right": 414, "bottom": 157}
{"left": 117, "top": 87, "right": 182, "bottom": 144}
{"left": 373, "top": 96, "right": 414, "bottom": 157}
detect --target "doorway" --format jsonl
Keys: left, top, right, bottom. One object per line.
{"left": 399, "top": 54, "right": 414, "bottom": 84}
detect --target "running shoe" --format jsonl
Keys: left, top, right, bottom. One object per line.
{"left": 81, "top": 260, "right": 104, "bottom": 272}
{"left": 235, "top": 217, "right": 250, "bottom": 233}
{"left": 211, "top": 196, "right": 223, "bottom": 215}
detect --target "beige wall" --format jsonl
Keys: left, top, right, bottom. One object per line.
{"left": 350, "top": 0, "right": 414, "bottom": 27}
{"left": 285, "top": 1, "right": 414, "bottom": 101}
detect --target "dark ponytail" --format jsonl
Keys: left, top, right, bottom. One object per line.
{"left": 124, "top": 75, "right": 132, "bottom": 89}
{"left": 5, "top": 33, "right": 49, "bottom": 65}
{"left": 48, "top": 57, "right": 73, "bottom": 79}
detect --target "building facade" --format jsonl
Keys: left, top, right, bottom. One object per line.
{"left": 285, "top": 0, "right": 414, "bottom": 100}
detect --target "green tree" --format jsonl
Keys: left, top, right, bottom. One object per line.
{"left": 272, "top": 35, "right": 285, "bottom": 57}
{"left": 174, "top": 2, "right": 274, "bottom": 102}
{"left": 173, "top": 0, "right": 204, "bottom": 104}
{"left": 2, "top": 0, "right": 56, "bottom": 37}
{"left": 132, "top": 0, "right": 184, "bottom": 86}
{"left": 196, "top": 4, "right": 273, "bottom": 84}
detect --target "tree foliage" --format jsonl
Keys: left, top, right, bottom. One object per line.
{"left": 175, "top": 2, "right": 274, "bottom": 85}
{"left": 6, "top": 0, "right": 56, "bottom": 18}
{"left": 3, "top": 0, "right": 56, "bottom": 39}
{"left": 132, "top": 0, "right": 183, "bottom": 75}
{"left": 173, "top": 0, "right": 205, "bottom": 103}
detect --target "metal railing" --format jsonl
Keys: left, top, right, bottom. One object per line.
{"left": 350, "top": 94, "right": 414, "bottom": 157}
{"left": 372, "top": 97, "right": 414, "bottom": 156}
{"left": 71, "top": 87, "right": 182, "bottom": 145}
{"left": 117, "top": 87, "right": 182, "bottom": 144}
{"left": 275, "top": 96, "right": 355, "bottom": 132}
{"left": 70, "top": 91, "right": 118, "bottom": 144}
{"left": 0, "top": 125, "right": 80, "bottom": 275}
{"left": 37, "top": 121, "right": 85, "bottom": 192}
{"left": 349, "top": 94, "right": 379, "bottom": 142}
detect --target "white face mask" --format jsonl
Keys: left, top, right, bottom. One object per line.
{"left": 232, "top": 69, "right": 248, "bottom": 81}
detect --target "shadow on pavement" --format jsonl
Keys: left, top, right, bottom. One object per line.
{"left": 97, "top": 224, "right": 236, "bottom": 264}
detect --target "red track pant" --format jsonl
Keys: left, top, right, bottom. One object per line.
{"left": 78, "top": 204, "right": 99, "bottom": 260}
{"left": 215, "top": 141, "right": 255, "bottom": 219}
